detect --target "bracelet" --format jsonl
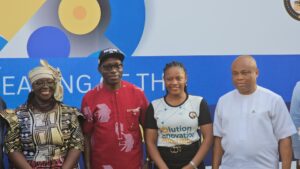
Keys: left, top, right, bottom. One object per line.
{"left": 189, "top": 161, "right": 197, "bottom": 169}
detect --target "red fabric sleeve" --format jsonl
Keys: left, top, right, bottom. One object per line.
{"left": 81, "top": 96, "right": 94, "bottom": 134}
{"left": 138, "top": 90, "right": 149, "bottom": 127}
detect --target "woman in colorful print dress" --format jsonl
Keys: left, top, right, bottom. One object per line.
{"left": 0, "top": 60, "right": 84, "bottom": 169}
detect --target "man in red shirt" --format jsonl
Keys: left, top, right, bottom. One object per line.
{"left": 81, "top": 48, "right": 149, "bottom": 169}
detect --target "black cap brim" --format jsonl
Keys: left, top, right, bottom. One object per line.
{"left": 98, "top": 52, "right": 124, "bottom": 66}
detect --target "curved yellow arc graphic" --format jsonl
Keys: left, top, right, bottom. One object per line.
{"left": 0, "top": 0, "right": 46, "bottom": 41}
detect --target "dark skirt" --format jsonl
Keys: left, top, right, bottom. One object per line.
{"left": 154, "top": 141, "right": 205, "bottom": 169}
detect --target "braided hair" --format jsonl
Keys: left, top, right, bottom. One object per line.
{"left": 163, "top": 61, "right": 188, "bottom": 93}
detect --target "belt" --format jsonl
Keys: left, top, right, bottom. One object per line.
{"left": 169, "top": 145, "right": 182, "bottom": 154}
{"left": 158, "top": 141, "right": 199, "bottom": 154}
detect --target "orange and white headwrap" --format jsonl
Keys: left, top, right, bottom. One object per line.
{"left": 28, "top": 60, "right": 64, "bottom": 101}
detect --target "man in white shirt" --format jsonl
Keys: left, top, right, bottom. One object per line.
{"left": 212, "top": 55, "right": 296, "bottom": 169}
{"left": 290, "top": 82, "right": 300, "bottom": 169}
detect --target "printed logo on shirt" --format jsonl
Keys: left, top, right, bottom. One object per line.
{"left": 82, "top": 106, "right": 93, "bottom": 122}
{"left": 115, "top": 122, "right": 134, "bottom": 152}
{"left": 189, "top": 111, "right": 197, "bottom": 119}
{"left": 103, "top": 165, "right": 113, "bottom": 169}
{"left": 160, "top": 126, "right": 195, "bottom": 144}
{"left": 95, "top": 104, "right": 111, "bottom": 122}
{"left": 126, "top": 107, "right": 141, "bottom": 115}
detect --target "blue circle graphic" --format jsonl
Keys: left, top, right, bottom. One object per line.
{"left": 105, "top": 0, "right": 145, "bottom": 56}
{"left": 27, "top": 26, "right": 70, "bottom": 58}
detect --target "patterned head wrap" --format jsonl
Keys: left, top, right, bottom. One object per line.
{"left": 28, "top": 60, "right": 64, "bottom": 101}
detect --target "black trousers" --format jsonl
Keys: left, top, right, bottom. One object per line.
{"left": 154, "top": 142, "right": 205, "bottom": 169}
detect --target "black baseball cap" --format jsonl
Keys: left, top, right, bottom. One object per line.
{"left": 98, "top": 48, "right": 125, "bottom": 66}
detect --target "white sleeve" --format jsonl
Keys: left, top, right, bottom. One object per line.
{"left": 290, "top": 82, "right": 300, "bottom": 159}
{"left": 271, "top": 96, "right": 296, "bottom": 140}
{"left": 290, "top": 82, "right": 300, "bottom": 126}
{"left": 213, "top": 100, "right": 223, "bottom": 137}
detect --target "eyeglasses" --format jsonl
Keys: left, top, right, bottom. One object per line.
{"left": 101, "top": 63, "right": 123, "bottom": 71}
{"left": 33, "top": 79, "right": 56, "bottom": 88}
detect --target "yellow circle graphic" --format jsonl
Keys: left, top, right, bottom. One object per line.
{"left": 73, "top": 6, "right": 87, "bottom": 20}
{"left": 58, "top": 0, "right": 101, "bottom": 35}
